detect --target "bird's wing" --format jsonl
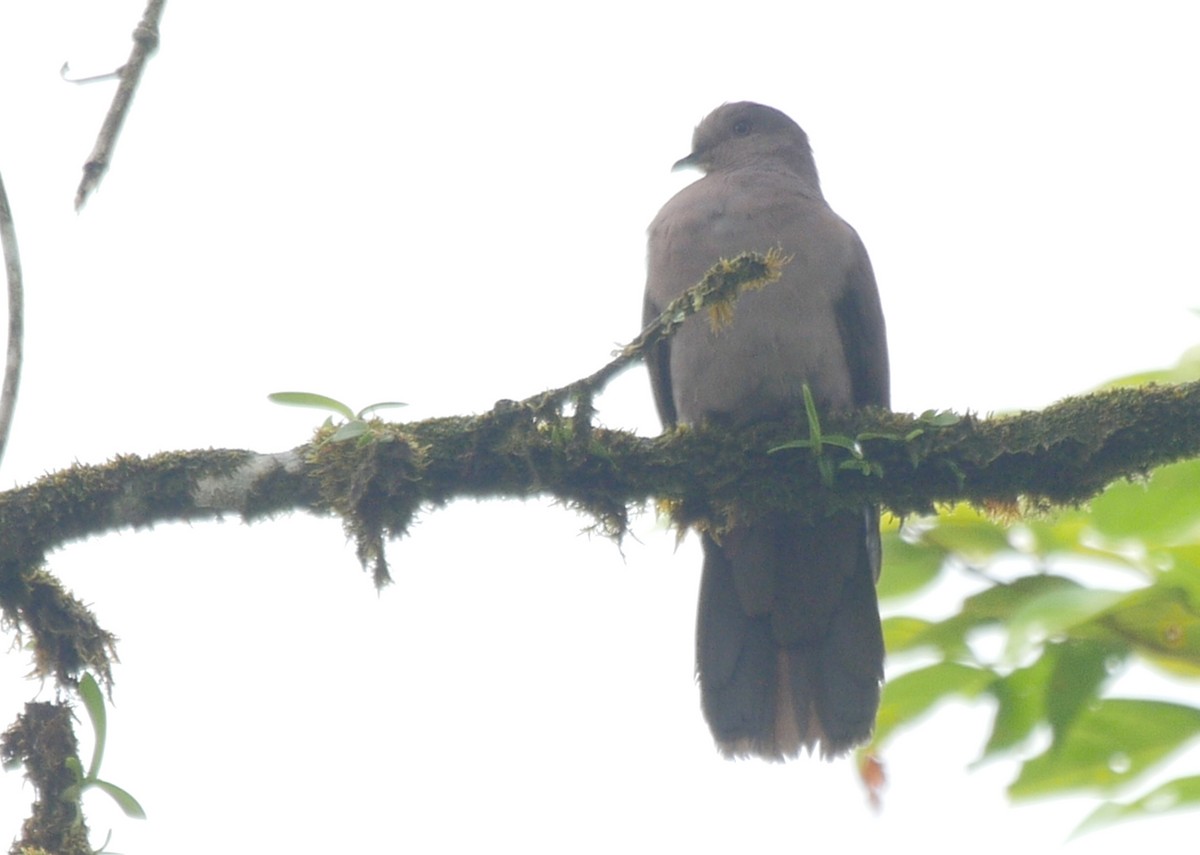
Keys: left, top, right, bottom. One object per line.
{"left": 834, "top": 228, "right": 890, "bottom": 409}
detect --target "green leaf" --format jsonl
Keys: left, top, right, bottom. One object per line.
{"left": 962, "top": 574, "right": 1085, "bottom": 622}
{"left": 894, "top": 576, "right": 1086, "bottom": 660}
{"left": 1071, "top": 774, "right": 1200, "bottom": 839}
{"left": 357, "top": 401, "right": 408, "bottom": 418}
{"left": 1162, "top": 549, "right": 1200, "bottom": 590}
{"left": 838, "top": 458, "right": 883, "bottom": 477}
{"left": 328, "top": 421, "right": 369, "bottom": 443}
{"left": 1003, "top": 586, "right": 1125, "bottom": 662}
{"left": 921, "top": 505, "right": 1014, "bottom": 562}
{"left": 768, "top": 439, "right": 815, "bottom": 453}
{"left": 1101, "top": 344, "right": 1200, "bottom": 388}
{"left": 873, "top": 662, "right": 995, "bottom": 746}
{"left": 1088, "top": 459, "right": 1200, "bottom": 544}
{"left": 1043, "top": 641, "right": 1118, "bottom": 739}
{"left": 1019, "top": 514, "right": 1086, "bottom": 554}
{"left": 856, "top": 430, "right": 907, "bottom": 442}
{"left": 817, "top": 434, "right": 861, "bottom": 455}
{"left": 79, "top": 673, "right": 107, "bottom": 782}
{"left": 917, "top": 409, "right": 962, "bottom": 427}
{"left": 876, "top": 531, "right": 946, "bottom": 601}
{"left": 983, "top": 654, "right": 1053, "bottom": 756}
{"left": 1020, "top": 513, "right": 1142, "bottom": 572}
{"left": 801, "top": 382, "right": 822, "bottom": 446}
{"left": 71, "top": 673, "right": 149, "bottom": 823}
{"left": 89, "top": 779, "right": 148, "bottom": 820}
{"left": 881, "top": 615, "right": 973, "bottom": 659}
{"left": 1101, "top": 584, "right": 1200, "bottom": 672}
{"left": 881, "top": 616, "right": 938, "bottom": 653}
{"left": 268, "top": 392, "right": 356, "bottom": 421}
{"left": 1009, "top": 699, "right": 1200, "bottom": 799}
{"left": 980, "top": 641, "right": 1114, "bottom": 761}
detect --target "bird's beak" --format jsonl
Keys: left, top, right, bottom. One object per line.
{"left": 672, "top": 152, "right": 703, "bottom": 172}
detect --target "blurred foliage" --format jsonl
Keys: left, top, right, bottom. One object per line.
{"left": 871, "top": 343, "right": 1200, "bottom": 837}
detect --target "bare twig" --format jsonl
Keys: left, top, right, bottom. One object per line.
{"left": 0, "top": 170, "right": 23, "bottom": 470}
{"left": 60, "top": 62, "right": 123, "bottom": 84}
{"left": 74, "top": 0, "right": 168, "bottom": 210}
{"left": 530, "top": 249, "right": 787, "bottom": 416}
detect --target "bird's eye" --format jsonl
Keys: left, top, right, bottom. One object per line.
{"left": 733, "top": 119, "right": 752, "bottom": 136}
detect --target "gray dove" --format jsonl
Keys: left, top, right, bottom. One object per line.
{"left": 644, "top": 102, "right": 889, "bottom": 759}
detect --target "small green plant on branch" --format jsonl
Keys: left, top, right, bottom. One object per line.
{"left": 268, "top": 392, "right": 407, "bottom": 444}
{"left": 62, "top": 673, "right": 147, "bottom": 826}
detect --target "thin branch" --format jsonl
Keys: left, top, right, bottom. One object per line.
{"left": 529, "top": 248, "right": 787, "bottom": 418}
{"left": 74, "top": 0, "right": 168, "bottom": 210}
{"left": 60, "top": 62, "right": 123, "bottom": 84}
{"left": 0, "top": 170, "right": 23, "bottom": 470}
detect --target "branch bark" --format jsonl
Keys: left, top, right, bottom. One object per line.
{"left": 0, "top": 169, "right": 23, "bottom": 469}
{"left": 74, "top": 0, "right": 168, "bottom": 209}
{"left": 1, "top": 377, "right": 1198, "bottom": 691}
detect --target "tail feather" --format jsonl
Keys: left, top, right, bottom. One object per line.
{"left": 696, "top": 509, "right": 884, "bottom": 759}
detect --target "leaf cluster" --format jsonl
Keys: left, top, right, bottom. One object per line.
{"left": 873, "top": 379, "right": 1200, "bottom": 837}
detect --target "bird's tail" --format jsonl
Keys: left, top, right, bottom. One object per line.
{"left": 695, "top": 509, "right": 884, "bottom": 759}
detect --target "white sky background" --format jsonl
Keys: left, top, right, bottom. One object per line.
{"left": 1, "top": 1, "right": 1199, "bottom": 852}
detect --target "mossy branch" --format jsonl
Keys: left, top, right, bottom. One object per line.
{"left": 2, "top": 252, "right": 1199, "bottom": 691}
{"left": 2, "top": 253, "right": 1198, "bottom": 849}
{"left": 1, "top": 378, "right": 1198, "bottom": 691}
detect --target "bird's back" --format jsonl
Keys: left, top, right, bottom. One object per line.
{"left": 646, "top": 169, "right": 868, "bottom": 422}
